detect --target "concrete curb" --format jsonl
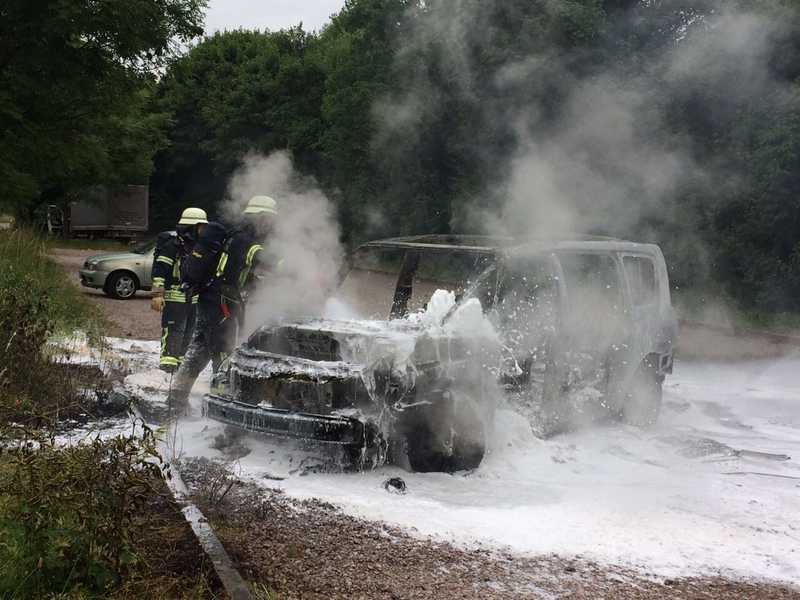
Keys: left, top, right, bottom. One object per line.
{"left": 165, "top": 465, "right": 253, "bottom": 600}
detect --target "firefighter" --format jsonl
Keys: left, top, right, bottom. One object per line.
{"left": 150, "top": 207, "right": 208, "bottom": 372}
{"left": 168, "top": 196, "right": 278, "bottom": 408}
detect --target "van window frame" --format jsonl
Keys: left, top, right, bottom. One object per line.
{"left": 553, "top": 249, "right": 626, "bottom": 312}
{"left": 620, "top": 253, "right": 660, "bottom": 309}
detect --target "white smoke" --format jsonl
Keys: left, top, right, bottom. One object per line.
{"left": 374, "top": 4, "right": 789, "bottom": 249}
{"left": 222, "top": 151, "right": 344, "bottom": 333}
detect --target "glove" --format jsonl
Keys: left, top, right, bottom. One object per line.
{"left": 150, "top": 292, "right": 165, "bottom": 312}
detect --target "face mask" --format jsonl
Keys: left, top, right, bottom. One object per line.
{"left": 255, "top": 216, "right": 274, "bottom": 236}
{"left": 176, "top": 225, "right": 196, "bottom": 246}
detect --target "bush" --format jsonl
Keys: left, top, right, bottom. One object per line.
{"left": 0, "top": 229, "right": 103, "bottom": 426}
{"left": 0, "top": 429, "right": 167, "bottom": 597}
{"left": 0, "top": 230, "right": 173, "bottom": 597}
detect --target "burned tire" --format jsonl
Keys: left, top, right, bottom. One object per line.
{"left": 621, "top": 363, "right": 662, "bottom": 427}
{"left": 405, "top": 393, "right": 486, "bottom": 473}
{"left": 104, "top": 271, "right": 138, "bottom": 299}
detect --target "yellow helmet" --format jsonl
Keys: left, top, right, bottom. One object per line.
{"left": 178, "top": 207, "right": 208, "bottom": 225}
{"left": 243, "top": 195, "right": 278, "bottom": 216}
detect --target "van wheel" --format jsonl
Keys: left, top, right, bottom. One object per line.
{"left": 621, "top": 363, "right": 662, "bottom": 427}
{"left": 405, "top": 393, "right": 486, "bottom": 473}
{"left": 104, "top": 271, "right": 138, "bottom": 299}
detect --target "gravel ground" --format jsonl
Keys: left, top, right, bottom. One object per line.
{"left": 49, "top": 247, "right": 161, "bottom": 340}
{"left": 181, "top": 458, "right": 800, "bottom": 600}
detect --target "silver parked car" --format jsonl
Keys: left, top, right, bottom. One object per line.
{"left": 79, "top": 238, "right": 157, "bottom": 299}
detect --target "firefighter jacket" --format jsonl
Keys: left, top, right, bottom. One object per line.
{"left": 180, "top": 222, "right": 229, "bottom": 297}
{"left": 208, "top": 222, "right": 264, "bottom": 304}
{"left": 152, "top": 232, "right": 194, "bottom": 304}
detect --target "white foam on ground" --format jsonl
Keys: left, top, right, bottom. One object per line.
{"left": 113, "top": 335, "right": 800, "bottom": 583}
{"left": 261, "top": 355, "right": 800, "bottom": 582}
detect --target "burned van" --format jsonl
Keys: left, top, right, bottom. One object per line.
{"left": 204, "top": 235, "right": 677, "bottom": 472}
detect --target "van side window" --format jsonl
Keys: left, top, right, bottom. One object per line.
{"left": 495, "top": 256, "right": 559, "bottom": 357}
{"left": 623, "top": 256, "right": 657, "bottom": 306}
{"left": 558, "top": 253, "right": 622, "bottom": 311}
{"left": 557, "top": 252, "right": 624, "bottom": 344}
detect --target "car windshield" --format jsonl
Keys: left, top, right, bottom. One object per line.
{"left": 336, "top": 246, "right": 497, "bottom": 320}
{"left": 440, "top": 263, "right": 499, "bottom": 323}
{"left": 131, "top": 239, "right": 156, "bottom": 254}
{"left": 335, "top": 246, "right": 406, "bottom": 319}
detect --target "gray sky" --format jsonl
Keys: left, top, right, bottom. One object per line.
{"left": 204, "top": 0, "right": 345, "bottom": 34}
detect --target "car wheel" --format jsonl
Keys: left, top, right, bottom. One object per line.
{"left": 405, "top": 392, "right": 486, "bottom": 473}
{"left": 104, "top": 271, "right": 138, "bottom": 299}
{"left": 621, "top": 362, "right": 662, "bottom": 427}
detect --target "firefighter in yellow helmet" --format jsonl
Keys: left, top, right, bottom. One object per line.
{"left": 168, "top": 196, "right": 277, "bottom": 407}
{"left": 150, "top": 207, "right": 208, "bottom": 372}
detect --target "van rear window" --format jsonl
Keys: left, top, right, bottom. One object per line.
{"left": 557, "top": 252, "right": 625, "bottom": 343}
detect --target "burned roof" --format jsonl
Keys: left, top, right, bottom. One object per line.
{"left": 362, "top": 234, "right": 516, "bottom": 252}
{"left": 360, "top": 233, "right": 660, "bottom": 257}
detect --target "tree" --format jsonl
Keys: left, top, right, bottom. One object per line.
{"left": 0, "top": 0, "right": 205, "bottom": 220}
{"left": 149, "top": 27, "right": 326, "bottom": 229}
{"left": 147, "top": 0, "right": 800, "bottom": 315}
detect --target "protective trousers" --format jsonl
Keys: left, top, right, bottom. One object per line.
{"left": 167, "top": 298, "right": 241, "bottom": 407}
{"left": 160, "top": 299, "right": 197, "bottom": 370}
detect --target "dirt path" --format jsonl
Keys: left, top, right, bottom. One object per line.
{"left": 49, "top": 247, "right": 161, "bottom": 340}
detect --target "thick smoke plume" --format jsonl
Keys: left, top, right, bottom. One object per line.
{"left": 222, "top": 151, "right": 344, "bottom": 333}
{"left": 374, "top": 3, "right": 791, "bottom": 257}
{"left": 367, "top": 2, "right": 800, "bottom": 433}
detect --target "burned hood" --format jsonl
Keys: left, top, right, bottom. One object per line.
{"left": 242, "top": 318, "right": 423, "bottom": 367}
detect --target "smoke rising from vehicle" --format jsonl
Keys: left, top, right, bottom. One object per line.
{"left": 221, "top": 151, "right": 345, "bottom": 334}
{"left": 368, "top": 2, "right": 799, "bottom": 434}
{"left": 373, "top": 2, "right": 793, "bottom": 284}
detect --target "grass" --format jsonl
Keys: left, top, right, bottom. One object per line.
{"left": 0, "top": 458, "right": 223, "bottom": 600}
{"left": 0, "top": 229, "right": 105, "bottom": 339}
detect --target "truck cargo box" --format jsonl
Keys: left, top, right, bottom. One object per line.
{"left": 68, "top": 185, "right": 148, "bottom": 236}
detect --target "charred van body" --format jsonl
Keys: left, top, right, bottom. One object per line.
{"left": 204, "top": 235, "right": 678, "bottom": 472}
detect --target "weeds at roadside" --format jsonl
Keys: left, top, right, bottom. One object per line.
{"left": 0, "top": 426, "right": 168, "bottom": 596}
{"left": 0, "top": 230, "right": 222, "bottom": 598}
{"left": 194, "top": 461, "right": 238, "bottom": 510}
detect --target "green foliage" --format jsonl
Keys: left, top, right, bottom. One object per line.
{"left": 0, "top": 231, "right": 100, "bottom": 335}
{"left": 0, "top": 430, "right": 166, "bottom": 597}
{"left": 0, "top": 230, "right": 104, "bottom": 426}
{"left": 150, "top": 27, "right": 328, "bottom": 227}
{"left": 0, "top": 0, "right": 206, "bottom": 220}
{"left": 148, "top": 0, "right": 799, "bottom": 314}
{"left": 0, "top": 229, "right": 194, "bottom": 598}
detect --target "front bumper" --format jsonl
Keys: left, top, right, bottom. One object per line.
{"left": 203, "top": 393, "right": 367, "bottom": 446}
{"left": 79, "top": 268, "right": 108, "bottom": 289}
